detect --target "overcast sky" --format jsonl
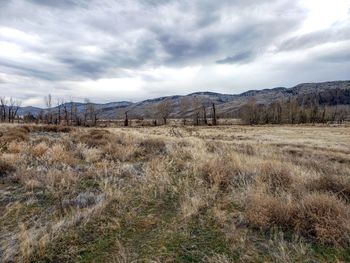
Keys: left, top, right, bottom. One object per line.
{"left": 0, "top": 0, "right": 350, "bottom": 106}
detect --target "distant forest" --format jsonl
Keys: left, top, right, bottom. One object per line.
{"left": 240, "top": 88, "right": 350, "bottom": 125}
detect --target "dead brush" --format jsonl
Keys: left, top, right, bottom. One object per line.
{"left": 293, "top": 192, "right": 350, "bottom": 245}
{"left": 30, "top": 142, "right": 49, "bottom": 158}
{"left": 245, "top": 192, "right": 295, "bottom": 230}
{"left": 258, "top": 161, "right": 294, "bottom": 192}
{"left": 103, "top": 142, "right": 136, "bottom": 162}
{"left": 46, "top": 144, "right": 77, "bottom": 166}
{"left": 28, "top": 125, "right": 72, "bottom": 133}
{"left": 0, "top": 158, "right": 15, "bottom": 177}
{"left": 168, "top": 145, "right": 193, "bottom": 172}
{"left": 206, "top": 140, "right": 226, "bottom": 153}
{"left": 245, "top": 191, "right": 350, "bottom": 246}
{"left": 307, "top": 174, "right": 350, "bottom": 201}
{"left": 77, "top": 129, "right": 112, "bottom": 147}
{"left": 137, "top": 137, "right": 167, "bottom": 157}
{"left": 0, "top": 126, "right": 29, "bottom": 147}
{"left": 196, "top": 152, "right": 242, "bottom": 189}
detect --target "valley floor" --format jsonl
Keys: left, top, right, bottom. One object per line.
{"left": 0, "top": 124, "right": 350, "bottom": 262}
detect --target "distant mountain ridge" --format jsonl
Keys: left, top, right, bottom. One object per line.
{"left": 17, "top": 80, "right": 350, "bottom": 119}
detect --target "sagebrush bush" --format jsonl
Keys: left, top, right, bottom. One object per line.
{"left": 258, "top": 161, "right": 293, "bottom": 192}
{"left": 46, "top": 144, "right": 77, "bottom": 166}
{"left": 137, "top": 138, "right": 167, "bottom": 157}
{"left": 245, "top": 192, "right": 294, "bottom": 230}
{"left": 0, "top": 158, "right": 15, "bottom": 177}
{"left": 196, "top": 152, "right": 242, "bottom": 189}
{"left": 293, "top": 193, "right": 350, "bottom": 245}
{"left": 31, "top": 142, "right": 49, "bottom": 158}
{"left": 0, "top": 126, "right": 29, "bottom": 144}
{"left": 77, "top": 129, "right": 111, "bottom": 147}
{"left": 308, "top": 174, "right": 350, "bottom": 201}
{"left": 103, "top": 143, "right": 136, "bottom": 162}
{"left": 246, "top": 191, "right": 350, "bottom": 245}
{"left": 29, "top": 125, "right": 72, "bottom": 133}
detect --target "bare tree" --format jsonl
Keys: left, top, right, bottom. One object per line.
{"left": 8, "top": 98, "right": 15, "bottom": 123}
{"left": 57, "top": 98, "right": 64, "bottom": 125}
{"left": 212, "top": 103, "right": 217, "bottom": 126}
{"left": 202, "top": 104, "right": 208, "bottom": 125}
{"left": 83, "top": 98, "right": 90, "bottom": 126}
{"left": 124, "top": 110, "right": 129, "bottom": 127}
{"left": 192, "top": 96, "right": 201, "bottom": 126}
{"left": 70, "top": 99, "right": 74, "bottom": 125}
{"left": 44, "top": 94, "right": 52, "bottom": 124}
{"left": 62, "top": 101, "right": 69, "bottom": 126}
{"left": 240, "top": 97, "right": 258, "bottom": 125}
{"left": 89, "top": 102, "right": 99, "bottom": 126}
{"left": 157, "top": 98, "right": 172, "bottom": 125}
{"left": 11, "top": 100, "right": 21, "bottom": 123}
{"left": 180, "top": 97, "right": 190, "bottom": 125}
{"left": 0, "top": 97, "right": 7, "bottom": 122}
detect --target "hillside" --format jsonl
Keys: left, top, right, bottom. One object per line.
{"left": 18, "top": 80, "right": 350, "bottom": 119}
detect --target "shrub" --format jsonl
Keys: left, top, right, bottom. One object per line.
{"left": 31, "top": 142, "right": 49, "bottom": 158}
{"left": 0, "top": 126, "right": 29, "bottom": 145}
{"left": 137, "top": 138, "right": 166, "bottom": 157}
{"left": 258, "top": 162, "right": 293, "bottom": 192}
{"left": 196, "top": 153, "right": 242, "bottom": 189}
{"left": 308, "top": 174, "right": 350, "bottom": 201}
{"left": 246, "top": 192, "right": 350, "bottom": 245}
{"left": 0, "top": 158, "right": 15, "bottom": 177}
{"left": 82, "top": 147, "right": 102, "bottom": 163}
{"left": 46, "top": 144, "right": 77, "bottom": 166}
{"left": 245, "top": 192, "right": 294, "bottom": 230}
{"left": 293, "top": 193, "right": 350, "bottom": 245}
{"left": 24, "top": 125, "right": 72, "bottom": 133}
{"left": 78, "top": 129, "right": 111, "bottom": 147}
{"left": 104, "top": 143, "right": 136, "bottom": 162}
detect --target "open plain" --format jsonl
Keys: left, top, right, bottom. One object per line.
{"left": 0, "top": 124, "right": 350, "bottom": 262}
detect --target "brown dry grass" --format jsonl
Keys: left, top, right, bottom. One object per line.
{"left": 0, "top": 124, "right": 349, "bottom": 262}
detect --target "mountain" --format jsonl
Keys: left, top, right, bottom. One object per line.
{"left": 18, "top": 80, "right": 350, "bottom": 119}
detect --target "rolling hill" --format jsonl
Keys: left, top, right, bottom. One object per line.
{"left": 18, "top": 80, "right": 350, "bottom": 119}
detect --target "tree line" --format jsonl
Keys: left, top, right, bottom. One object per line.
{"left": 1, "top": 91, "right": 348, "bottom": 126}
{"left": 0, "top": 97, "right": 22, "bottom": 123}
{"left": 240, "top": 97, "right": 348, "bottom": 125}
{"left": 1, "top": 94, "right": 218, "bottom": 127}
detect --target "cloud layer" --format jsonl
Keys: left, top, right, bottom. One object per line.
{"left": 0, "top": 0, "right": 349, "bottom": 106}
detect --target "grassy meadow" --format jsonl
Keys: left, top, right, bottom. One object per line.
{"left": 0, "top": 124, "right": 349, "bottom": 262}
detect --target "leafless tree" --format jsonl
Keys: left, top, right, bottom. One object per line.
{"left": 157, "top": 98, "right": 172, "bottom": 125}
{"left": 212, "top": 103, "right": 217, "bottom": 126}
{"left": 56, "top": 98, "right": 64, "bottom": 125}
{"left": 44, "top": 94, "right": 52, "bottom": 124}
{"left": 11, "top": 100, "right": 21, "bottom": 123}
{"left": 0, "top": 97, "right": 7, "bottom": 122}
{"left": 192, "top": 97, "right": 201, "bottom": 125}
{"left": 83, "top": 98, "right": 90, "bottom": 126}
{"left": 62, "top": 101, "right": 69, "bottom": 125}
{"left": 180, "top": 97, "right": 190, "bottom": 125}
{"left": 124, "top": 110, "right": 129, "bottom": 127}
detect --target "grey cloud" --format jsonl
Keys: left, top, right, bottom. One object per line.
{"left": 278, "top": 26, "right": 350, "bottom": 51}
{"left": 28, "top": 0, "right": 84, "bottom": 8}
{"left": 0, "top": 0, "right": 305, "bottom": 79}
{"left": 0, "top": 0, "right": 349, "bottom": 105}
{"left": 216, "top": 51, "right": 255, "bottom": 64}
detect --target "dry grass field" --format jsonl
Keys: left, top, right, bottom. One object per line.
{"left": 0, "top": 124, "right": 350, "bottom": 262}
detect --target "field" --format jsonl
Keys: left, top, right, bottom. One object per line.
{"left": 0, "top": 124, "right": 350, "bottom": 262}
